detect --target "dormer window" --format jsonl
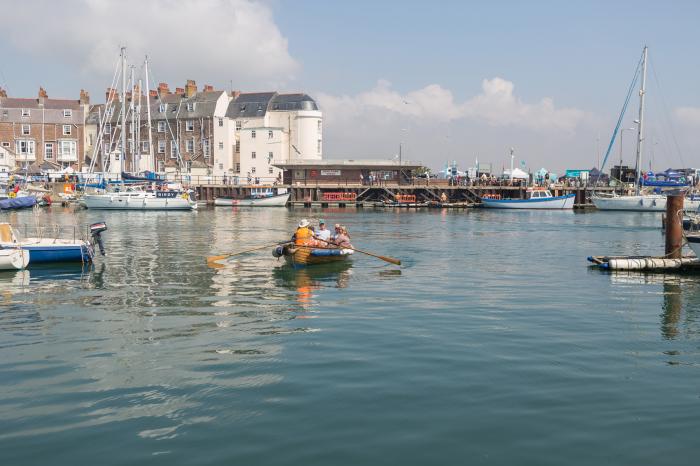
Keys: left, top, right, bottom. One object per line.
{"left": 159, "top": 104, "right": 167, "bottom": 113}
{"left": 239, "top": 105, "right": 246, "bottom": 113}
{"left": 187, "top": 103, "right": 195, "bottom": 112}
{"left": 251, "top": 130, "right": 256, "bottom": 139}
{"left": 63, "top": 109, "right": 72, "bottom": 117}
{"left": 171, "top": 106, "right": 177, "bottom": 113}
{"left": 21, "top": 108, "right": 30, "bottom": 117}
{"left": 257, "top": 103, "right": 263, "bottom": 112}
{"left": 185, "top": 120, "right": 194, "bottom": 131}
{"left": 106, "top": 107, "right": 114, "bottom": 116}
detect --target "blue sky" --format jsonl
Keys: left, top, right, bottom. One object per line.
{"left": 2, "top": 0, "right": 699, "bottom": 172}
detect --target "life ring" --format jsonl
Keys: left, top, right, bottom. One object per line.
{"left": 181, "top": 193, "right": 189, "bottom": 200}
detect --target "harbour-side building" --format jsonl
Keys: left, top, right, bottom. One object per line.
{"left": 0, "top": 87, "right": 90, "bottom": 171}
{"left": 86, "top": 83, "right": 323, "bottom": 182}
{"left": 219, "top": 92, "right": 322, "bottom": 181}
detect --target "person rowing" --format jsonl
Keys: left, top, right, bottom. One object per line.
{"left": 292, "top": 219, "right": 315, "bottom": 245}
{"left": 315, "top": 219, "right": 332, "bottom": 242}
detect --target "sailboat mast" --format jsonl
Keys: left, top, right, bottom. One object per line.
{"left": 130, "top": 65, "right": 136, "bottom": 173}
{"left": 120, "top": 46, "right": 127, "bottom": 175}
{"left": 635, "top": 45, "right": 648, "bottom": 195}
{"left": 144, "top": 56, "right": 154, "bottom": 172}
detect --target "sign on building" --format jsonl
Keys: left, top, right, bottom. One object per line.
{"left": 320, "top": 169, "right": 341, "bottom": 176}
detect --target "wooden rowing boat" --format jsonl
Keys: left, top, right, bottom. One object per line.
{"left": 273, "top": 244, "right": 354, "bottom": 267}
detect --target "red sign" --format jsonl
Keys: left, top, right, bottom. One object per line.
{"left": 310, "top": 170, "right": 318, "bottom": 177}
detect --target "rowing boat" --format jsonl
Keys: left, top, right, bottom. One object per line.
{"left": 273, "top": 244, "right": 353, "bottom": 267}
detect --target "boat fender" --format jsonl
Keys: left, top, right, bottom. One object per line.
{"left": 272, "top": 245, "right": 284, "bottom": 258}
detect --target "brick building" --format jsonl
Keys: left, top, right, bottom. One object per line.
{"left": 0, "top": 86, "right": 90, "bottom": 171}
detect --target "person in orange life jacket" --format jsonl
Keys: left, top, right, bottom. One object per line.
{"left": 292, "top": 219, "right": 315, "bottom": 246}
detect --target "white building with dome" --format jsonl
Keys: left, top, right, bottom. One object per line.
{"left": 215, "top": 92, "right": 322, "bottom": 182}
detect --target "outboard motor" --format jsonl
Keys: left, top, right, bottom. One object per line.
{"left": 272, "top": 245, "right": 285, "bottom": 258}
{"left": 90, "top": 221, "right": 108, "bottom": 256}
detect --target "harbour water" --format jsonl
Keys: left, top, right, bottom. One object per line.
{"left": 1, "top": 207, "right": 699, "bottom": 465}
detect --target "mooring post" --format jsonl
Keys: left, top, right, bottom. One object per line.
{"left": 665, "top": 193, "right": 684, "bottom": 258}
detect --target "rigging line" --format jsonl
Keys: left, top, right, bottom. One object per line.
{"left": 649, "top": 57, "right": 686, "bottom": 167}
{"left": 593, "top": 51, "right": 644, "bottom": 189}
{"left": 146, "top": 68, "right": 185, "bottom": 171}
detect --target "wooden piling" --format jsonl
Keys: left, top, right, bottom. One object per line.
{"left": 665, "top": 194, "right": 684, "bottom": 259}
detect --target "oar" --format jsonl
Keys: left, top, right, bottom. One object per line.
{"left": 312, "top": 238, "right": 401, "bottom": 266}
{"left": 207, "top": 241, "right": 290, "bottom": 264}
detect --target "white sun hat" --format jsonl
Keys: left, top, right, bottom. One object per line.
{"left": 298, "top": 219, "right": 310, "bottom": 228}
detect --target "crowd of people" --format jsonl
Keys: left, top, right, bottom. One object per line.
{"left": 292, "top": 219, "right": 353, "bottom": 249}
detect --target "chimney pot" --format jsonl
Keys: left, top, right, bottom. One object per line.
{"left": 80, "top": 89, "right": 90, "bottom": 104}
{"left": 0, "top": 87, "right": 7, "bottom": 98}
{"left": 38, "top": 87, "right": 48, "bottom": 98}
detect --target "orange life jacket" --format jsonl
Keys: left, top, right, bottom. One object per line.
{"left": 295, "top": 227, "right": 313, "bottom": 245}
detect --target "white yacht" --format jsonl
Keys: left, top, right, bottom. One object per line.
{"left": 83, "top": 187, "right": 197, "bottom": 210}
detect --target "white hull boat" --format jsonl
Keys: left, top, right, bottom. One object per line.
{"left": 481, "top": 188, "right": 575, "bottom": 210}
{"left": 592, "top": 193, "right": 700, "bottom": 212}
{"left": 687, "top": 234, "right": 700, "bottom": 258}
{"left": 0, "top": 248, "right": 30, "bottom": 270}
{"left": 214, "top": 193, "right": 289, "bottom": 207}
{"left": 84, "top": 191, "right": 197, "bottom": 210}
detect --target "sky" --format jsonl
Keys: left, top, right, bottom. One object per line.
{"left": 1, "top": 0, "right": 699, "bottom": 173}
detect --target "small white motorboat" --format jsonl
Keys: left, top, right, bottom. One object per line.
{"left": 215, "top": 188, "right": 289, "bottom": 207}
{"left": 480, "top": 188, "right": 575, "bottom": 209}
{"left": 686, "top": 234, "right": 700, "bottom": 258}
{"left": 0, "top": 248, "right": 30, "bottom": 270}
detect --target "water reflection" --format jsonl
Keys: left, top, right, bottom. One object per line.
{"left": 272, "top": 262, "right": 353, "bottom": 311}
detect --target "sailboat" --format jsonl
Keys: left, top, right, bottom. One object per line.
{"left": 82, "top": 48, "right": 197, "bottom": 211}
{"left": 592, "top": 46, "right": 699, "bottom": 212}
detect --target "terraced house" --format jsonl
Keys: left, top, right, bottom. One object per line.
{"left": 86, "top": 80, "right": 228, "bottom": 174}
{"left": 85, "top": 81, "right": 323, "bottom": 182}
{"left": 0, "top": 87, "right": 90, "bottom": 171}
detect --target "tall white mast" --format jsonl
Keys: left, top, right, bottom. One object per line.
{"left": 120, "top": 46, "right": 127, "bottom": 175}
{"left": 130, "top": 65, "right": 136, "bottom": 173}
{"left": 635, "top": 45, "right": 648, "bottom": 195}
{"left": 137, "top": 78, "right": 142, "bottom": 171}
{"left": 144, "top": 56, "right": 154, "bottom": 172}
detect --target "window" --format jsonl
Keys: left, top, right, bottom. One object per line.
{"left": 2, "top": 110, "right": 8, "bottom": 117}
{"left": 159, "top": 104, "right": 167, "bottom": 113}
{"left": 63, "top": 109, "right": 72, "bottom": 117}
{"left": 170, "top": 140, "right": 178, "bottom": 158}
{"left": 251, "top": 167, "right": 256, "bottom": 174}
{"left": 186, "top": 120, "right": 194, "bottom": 131}
{"left": 235, "top": 163, "right": 240, "bottom": 172}
{"left": 102, "top": 142, "right": 109, "bottom": 154}
{"left": 158, "top": 140, "right": 166, "bottom": 153}
{"left": 21, "top": 108, "right": 30, "bottom": 117}
{"left": 251, "top": 151, "right": 256, "bottom": 159}
{"left": 158, "top": 161, "right": 165, "bottom": 172}
{"left": 218, "top": 118, "right": 223, "bottom": 127}
{"left": 21, "top": 124, "right": 30, "bottom": 135}
{"left": 16, "top": 140, "right": 35, "bottom": 155}
{"left": 142, "top": 141, "right": 150, "bottom": 152}
{"left": 45, "top": 143, "right": 53, "bottom": 159}
{"left": 268, "top": 151, "right": 273, "bottom": 162}
{"left": 317, "top": 120, "right": 322, "bottom": 132}
{"left": 218, "top": 141, "right": 223, "bottom": 150}
{"left": 268, "top": 130, "right": 273, "bottom": 139}
{"left": 186, "top": 138, "right": 194, "bottom": 153}
{"left": 268, "top": 166, "right": 273, "bottom": 174}
{"left": 106, "top": 107, "right": 114, "bottom": 116}
{"left": 219, "top": 163, "right": 223, "bottom": 170}
{"left": 251, "top": 130, "right": 256, "bottom": 139}
{"left": 317, "top": 139, "right": 322, "bottom": 154}
{"left": 157, "top": 121, "right": 166, "bottom": 133}
{"left": 1, "top": 142, "right": 10, "bottom": 148}
{"left": 235, "top": 120, "right": 242, "bottom": 131}
{"left": 105, "top": 123, "right": 112, "bottom": 134}
{"left": 203, "top": 139, "right": 210, "bottom": 157}
{"left": 128, "top": 140, "right": 133, "bottom": 154}
{"left": 59, "top": 140, "right": 77, "bottom": 158}
{"left": 235, "top": 140, "right": 240, "bottom": 153}
{"left": 63, "top": 125, "right": 72, "bottom": 136}
{"left": 187, "top": 103, "right": 194, "bottom": 112}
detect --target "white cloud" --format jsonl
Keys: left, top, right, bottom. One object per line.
{"left": 4, "top": 0, "right": 298, "bottom": 89}
{"left": 317, "top": 78, "right": 585, "bottom": 132}
{"left": 675, "top": 107, "right": 700, "bottom": 126}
